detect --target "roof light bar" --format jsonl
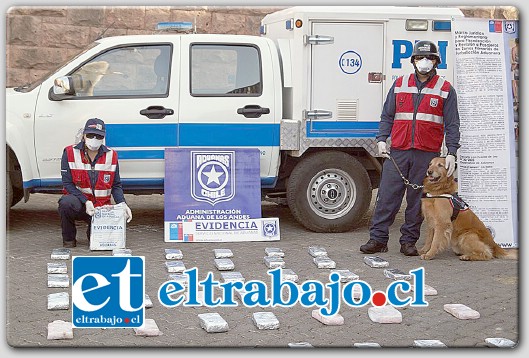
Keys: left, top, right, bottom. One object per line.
{"left": 156, "top": 22, "right": 193, "bottom": 32}
{"left": 406, "top": 19, "right": 428, "bottom": 31}
{"left": 433, "top": 20, "right": 452, "bottom": 31}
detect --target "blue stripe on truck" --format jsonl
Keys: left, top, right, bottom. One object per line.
{"left": 306, "top": 121, "right": 379, "bottom": 137}
{"left": 106, "top": 121, "right": 378, "bottom": 145}
{"left": 24, "top": 177, "right": 278, "bottom": 189}
{"left": 116, "top": 150, "right": 165, "bottom": 160}
{"left": 178, "top": 123, "right": 280, "bottom": 146}
{"left": 106, "top": 124, "right": 178, "bottom": 147}
{"left": 105, "top": 123, "right": 281, "bottom": 147}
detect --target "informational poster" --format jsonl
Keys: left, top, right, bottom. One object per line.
{"left": 452, "top": 18, "right": 518, "bottom": 248}
{"left": 164, "top": 148, "right": 264, "bottom": 242}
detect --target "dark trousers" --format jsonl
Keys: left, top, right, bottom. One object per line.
{"left": 369, "top": 149, "right": 439, "bottom": 245}
{"left": 58, "top": 194, "right": 92, "bottom": 243}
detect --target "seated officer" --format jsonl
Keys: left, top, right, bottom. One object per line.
{"left": 58, "top": 117, "right": 132, "bottom": 248}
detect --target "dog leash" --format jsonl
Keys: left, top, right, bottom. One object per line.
{"left": 385, "top": 154, "right": 424, "bottom": 190}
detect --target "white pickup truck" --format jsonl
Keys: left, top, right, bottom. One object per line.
{"left": 6, "top": 6, "right": 463, "bottom": 232}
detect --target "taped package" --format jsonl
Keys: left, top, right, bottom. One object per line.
{"left": 90, "top": 203, "right": 126, "bottom": 250}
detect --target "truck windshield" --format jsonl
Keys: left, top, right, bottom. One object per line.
{"left": 12, "top": 42, "right": 99, "bottom": 93}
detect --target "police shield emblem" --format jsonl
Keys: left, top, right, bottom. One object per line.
{"left": 504, "top": 21, "right": 516, "bottom": 34}
{"left": 262, "top": 220, "right": 278, "bottom": 237}
{"left": 191, "top": 150, "right": 235, "bottom": 205}
{"left": 103, "top": 174, "right": 111, "bottom": 183}
{"left": 430, "top": 98, "right": 438, "bottom": 107}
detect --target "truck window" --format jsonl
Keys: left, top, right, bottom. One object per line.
{"left": 190, "top": 44, "right": 262, "bottom": 96}
{"left": 69, "top": 45, "right": 172, "bottom": 98}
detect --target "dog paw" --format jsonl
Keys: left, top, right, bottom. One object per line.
{"left": 420, "top": 254, "right": 432, "bottom": 260}
{"left": 418, "top": 248, "right": 428, "bottom": 255}
{"left": 459, "top": 255, "right": 471, "bottom": 261}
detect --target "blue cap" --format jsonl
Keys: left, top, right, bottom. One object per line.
{"left": 83, "top": 118, "right": 106, "bottom": 136}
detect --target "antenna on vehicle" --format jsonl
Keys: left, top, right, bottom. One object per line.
{"left": 96, "top": 19, "right": 117, "bottom": 40}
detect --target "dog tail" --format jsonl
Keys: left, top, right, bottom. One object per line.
{"left": 493, "top": 246, "right": 518, "bottom": 260}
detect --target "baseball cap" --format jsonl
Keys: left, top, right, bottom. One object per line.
{"left": 83, "top": 118, "right": 106, "bottom": 137}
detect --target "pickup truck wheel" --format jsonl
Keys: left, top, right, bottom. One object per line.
{"left": 12, "top": 186, "right": 24, "bottom": 207}
{"left": 7, "top": 151, "right": 24, "bottom": 208}
{"left": 287, "top": 151, "right": 372, "bottom": 233}
{"left": 6, "top": 173, "right": 13, "bottom": 209}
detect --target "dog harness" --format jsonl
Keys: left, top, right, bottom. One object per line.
{"left": 422, "top": 192, "right": 470, "bottom": 221}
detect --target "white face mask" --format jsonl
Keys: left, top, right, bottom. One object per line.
{"left": 85, "top": 137, "right": 104, "bottom": 151}
{"left": 415, "top": 58, "right": 434, "bottom": 75}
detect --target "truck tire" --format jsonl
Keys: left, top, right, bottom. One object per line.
{"left": 6, "top": 173, "right": 13, "bottom": 210}
{"left": 286, "top": 151, "right": 372, "bottom": 233}
{"left": 6, "top": 150, "right": 24, "bottom": 208}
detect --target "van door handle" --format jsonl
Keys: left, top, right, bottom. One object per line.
{"left": 237, "top": 105, "right": 270, "bottom": 118}
{"left": 140, "top": 105, "right": 174, "bottom": 119}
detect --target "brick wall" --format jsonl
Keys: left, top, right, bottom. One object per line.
{"left": 5, "top": 5, "right": 518, "bottom": 88}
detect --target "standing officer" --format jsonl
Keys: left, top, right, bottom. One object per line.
{"left": 360, "top": 40, "right": 461, "bottom": 256}
{"left": 58, "top": 118, "right": 132, "bottom": 248}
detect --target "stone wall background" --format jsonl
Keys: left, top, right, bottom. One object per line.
{"left": 5, "top": 5, "right": 519, "bottom": 88}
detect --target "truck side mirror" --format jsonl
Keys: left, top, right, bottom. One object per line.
{"left": 48, "top": 76, "right": 75, "bottom": 101}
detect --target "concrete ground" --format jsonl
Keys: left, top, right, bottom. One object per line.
{"left": 4, "top": 191, "right": 520, "bottom": 352}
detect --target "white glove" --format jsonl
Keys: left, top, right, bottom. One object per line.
{"left": 124, "top": 203, "right": 133, "bottom": 223}
{"left": 85, "top": 200, "right": 96, "bottom": 216}
{"left": 445, "top": 154, "right": 456, "bottom": 177}
{"left": 377, "top": 141, "right": 390, "bottom": 158}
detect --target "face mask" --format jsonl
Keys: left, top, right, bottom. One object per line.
{"left": 85, "top": 137, "right": 103, "bottom": 151}
{"left": 416, "top": 58, "right": 434, "bottom": 75}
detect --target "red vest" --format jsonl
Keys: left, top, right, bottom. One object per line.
{"left": 391, "top": 73, "right": 451, "bottom": 152}
{"left": 63, "top": 145, "right": 118, "bottom": 207}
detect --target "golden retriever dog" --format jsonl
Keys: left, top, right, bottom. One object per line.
{"left": 419, "top": 157, "right": 517, "bottom": 261}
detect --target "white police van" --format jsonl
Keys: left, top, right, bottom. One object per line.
{"left": 6, "top": 6, "right": 464, "bottom": 232}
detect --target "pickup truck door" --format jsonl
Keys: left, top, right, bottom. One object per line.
{"left": 177, "top": 36, "right": 279, "bottom": 186}
{"left": 34, "top": 40, "right": 180, "bottom": 190}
